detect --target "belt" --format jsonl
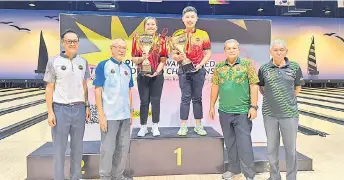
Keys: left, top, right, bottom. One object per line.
{"left": 53, "top": 101, "right": 85, "bottom": 106}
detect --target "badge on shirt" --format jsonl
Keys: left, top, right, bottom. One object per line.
{"left": 264, "top": 71, "right": 269, "bottom": 77}
{"left": 78, "top": 65, "right": 83, "bottom": 70}
{"left": 124, "top": 71, "right": 128, "bottom": 76}
{"left": 195, "top": 37, "right": 200, "bottom": 41}
{"left": 111, "top": 69, "right": 115, "bottom": 73}
{"left": 236, "top": 66, "right": 241, "bottom": 71}
{"left": 61, "top": 65, "right": 66, "bottom": 70}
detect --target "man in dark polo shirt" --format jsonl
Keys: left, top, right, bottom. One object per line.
{"left": 44, "top": 30, "right": 91, "bottom": 180}
{"left": 210, "top": 39, "right": 258, "bottom": 180}
{"left": 258, "top": 39, "right": 304, "bottom": 180}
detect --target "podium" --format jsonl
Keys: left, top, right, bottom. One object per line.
{"left": 26, "top": 126, "right": 224, "bottom": 179}
{"left": 128, "top": 126, "right": 225, "bottom": 176}
{"left": 26, "top": 126, "right": 313, "bottom": 179}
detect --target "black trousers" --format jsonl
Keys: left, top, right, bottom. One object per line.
{"left": 137, "top": 73, "right": 164, "bottom": 125}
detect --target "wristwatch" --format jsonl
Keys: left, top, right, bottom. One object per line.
{"left": 130, "top": 108, "right": 134, "bottom": 113}
{"left": 250, "top": 105, "right": 258, "bottom": 110}
{"left": 85, "top": 101, "right": 90, "bottom": 107}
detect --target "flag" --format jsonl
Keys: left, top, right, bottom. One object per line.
{"left": 338, "top": 0, "right": 344, "bottom": 8}
{"left": 275, "top": 0, "right": 295, "bottom": 6}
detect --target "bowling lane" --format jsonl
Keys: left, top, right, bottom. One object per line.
{"left": 0, "top": 88, "right": 40, "bottom": 96}
{"left": 298, "top": 97, "right": 344, "bottom": 109}
{"left": 0, "top": 103, "right": 47, "bottom": 129}
{"left": 302, "top": 89, "right": 344, "bottom": 96}
{"left": 0, "top": 120, "right": 51, "bottom": 180}
{"left": 298, "top": 104, "right": 344, "bottom": 119}
{"left": 298, "top": 94, "right": 342, "bottom": 104}
{"left": 300, "top": 91, "right": 344, "bottom": 99}
{"left": 0, "top": 94, "right": 45, "bottom": 109}
{"left": 298, "top": 115, "right": 344, "bottom": 135}
{"left": 0, "top": 90, "right": 44, "bottom": 102}
{"left": 0, "top": 88, "right": 21, "bottom": 92}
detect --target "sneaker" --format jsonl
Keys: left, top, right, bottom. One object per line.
{"left": 177, "top": 123, "right": 188, "bottom": 136}
{"left": 222, "top": 171, "right": 241, "bottom": 180}
{"left": 114, "top": 174, "right": 133, "bottom": 180}
{"left": 152, "top": 123, "right": 160, "bottom": 136}
{"left": 137, "top": 125, "right": 148, "bottom": 137}
{"left": 194, "top": 124, "right": 207, "bottom": 136}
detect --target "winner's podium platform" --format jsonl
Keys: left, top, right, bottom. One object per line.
{"left": 26, "top": 126, "right": 313, "bottom": 179}
{"left": 129, "top": 126, "right": 225, "bottom": 176}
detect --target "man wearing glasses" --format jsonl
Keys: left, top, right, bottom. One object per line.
{"left": 93, "top": 38, "right": 134, "bottom": 180}
{"left": 44, "top": 29, "right": 91, "bottom": 180}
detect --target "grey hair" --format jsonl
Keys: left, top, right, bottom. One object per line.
{"left": 111, "top": 38, "right": 126, "bottom": 45}
{"left": 182, "top": 6, "right": 197, "bottom": 16}
{"left": 270, "top": 39, "right": 287, "bottom": 49}
{"left": 224, "top": 39, "right": 240, "bottom": 48}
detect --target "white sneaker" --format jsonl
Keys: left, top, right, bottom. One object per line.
{"left": 137, "top": 125, "right": 148, "bottom": 137}
{"left": 151, "top": 123, "right": 160, "bottom": 137}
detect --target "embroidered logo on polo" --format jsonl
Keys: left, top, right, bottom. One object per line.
{"left": 110, "top": 69, "right": 115, "bottom": 73}
{"left": 124, "top": 71, "right": 128, "bottom": 76}
{"left": 236, "top": 66, "right": 241, "bottom": 71}
{"left": 61, "top": 65, "right": 66, "bottom": 70}
{"left": 78, "top": 65, "right": 83, "bottom": 70}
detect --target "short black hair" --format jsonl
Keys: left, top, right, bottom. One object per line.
{"left": 60, "top": 29, "right": 79, "bottom": 40}
{"left": 182, "top": 6, "right": 197, "bottom": 16}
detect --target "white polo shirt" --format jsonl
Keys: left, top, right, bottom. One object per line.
{"left": 43, "top": 52, "right": 90, "bottom": 104}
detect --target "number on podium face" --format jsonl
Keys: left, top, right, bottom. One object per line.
{"left": 174, "top": 147, "right": 182, "bottom": 166}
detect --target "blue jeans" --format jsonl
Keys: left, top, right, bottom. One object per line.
{"left": 178, "top": 67, "right": 206, "bottom": 120}
{"left": 52, "top": 102, "right": 86, "bottom": 180}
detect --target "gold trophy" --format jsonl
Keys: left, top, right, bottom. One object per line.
{"left": 170, "top": 30, "right": 196, "bottom": 73}
{"left": 137, "top": 33, "right": 156, "bottom": 74}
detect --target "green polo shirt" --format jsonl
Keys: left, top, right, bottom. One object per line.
{"left": 211, "top": 58, "right": 259, "bottom": 114}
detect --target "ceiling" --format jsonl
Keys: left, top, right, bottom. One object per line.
{"left": 0, "top": 1, "right": 343, "bottom": 18}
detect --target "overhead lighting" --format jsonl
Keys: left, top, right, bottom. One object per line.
{"left": 258, "top": 8, "right": 263, "bottom": 12}
{"left": 29, "top": 3, "right": 35, "bottom": 7}
{"left": 140, "top": 0, "right": 163, "bottom": 2}
{"left": 282, "top": 12, "right": 300, "bottom": 16}
{"left": 94, "top": 2, "right": 116, "bottom": 9}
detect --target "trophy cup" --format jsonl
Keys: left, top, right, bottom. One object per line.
{"left": 137, "top": 33, "right": 156, "bottom": 75}
{"left": 170, "top": 30, "right": 196, "bottom": 73}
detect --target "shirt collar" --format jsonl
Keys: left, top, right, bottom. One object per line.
{"left": 225, "top": 57, "right": 241, "bottom": 66}
{"left": 110, "top": 57, "right": 122, "bottom": 65}
{"left": 184, "top": 28, "right": 197, "bottom": 34}
{"left": 269, "top": 57, "right": 290, "bottom": 68}
{"left": 60, "top": 51, "right": 77, "bottom": 59}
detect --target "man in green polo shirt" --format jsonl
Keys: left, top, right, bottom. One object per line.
{"left": 210, "top": 39, "right": 258, "bottom": 180}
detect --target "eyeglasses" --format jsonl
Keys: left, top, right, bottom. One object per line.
{"left": 112, "top": 45, "right": 127, "bottom": 50}
{"left": 64, "top": 40, "right": 79, "bottom": 45}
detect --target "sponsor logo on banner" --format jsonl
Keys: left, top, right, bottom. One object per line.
{"left": 275, "top": 0, "right": 295, "bottom": 6}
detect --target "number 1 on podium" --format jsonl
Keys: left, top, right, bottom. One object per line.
{"left": 174, "top": 147, "right": 182, "bottom": 166}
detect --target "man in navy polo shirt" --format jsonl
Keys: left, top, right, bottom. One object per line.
{"left": 93, "top": 38, "right": 134, "bottom": 180}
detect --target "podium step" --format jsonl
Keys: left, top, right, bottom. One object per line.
{"left": 26, "top": 127, "right": 313, "bottom": 179}
{"left": 224, "top": 146, "right": 313, "bottom": 173}
{"left": 129, "top": 126, "right": 225, "bottom": 176}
